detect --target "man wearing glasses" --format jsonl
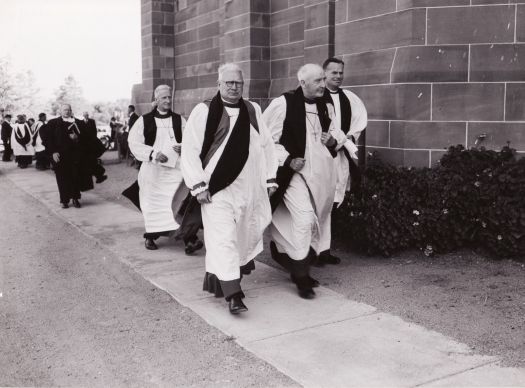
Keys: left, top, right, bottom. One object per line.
{"left": 181, "top": 63, "right": 277, "bottom": 314}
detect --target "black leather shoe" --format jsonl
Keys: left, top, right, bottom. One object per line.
{"left": 229, "top": 295, "right": 248, "bottom": 314}
{"left": 61, "top": 202, "right": 69, "bottom": 209}
{"left": 96, "top": 175, "right": 108, "bottom": 184}
{"left": 298, "top": 288, "right": 316, "bottom": 299}
{"left": 145, "top": 238, "right": 158, "bottom": 250}
{"left": 72, "top": 199, "right": 81, "bottom": 208}
{"left": 184, "top": 238, "right": 204, "bottom": 255}
{"left": 318, "top": 253, "right": 341, "bottom": 265}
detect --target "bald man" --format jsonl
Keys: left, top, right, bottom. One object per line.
{"left": 44, "top": 104, "right": 94, "bottom": 208}
{"left": 127, "top": 84, "right": 190, "bottom": 251}
{"left": 263, "top": 64, "right": 347, "bottom": 299}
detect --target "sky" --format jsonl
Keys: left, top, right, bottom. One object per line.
{"left": 0, "top": 0, "right": 142, "bottom": 102}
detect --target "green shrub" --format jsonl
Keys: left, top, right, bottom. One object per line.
{"left": 333, "top": 145, "right": 525, "bottom": 258}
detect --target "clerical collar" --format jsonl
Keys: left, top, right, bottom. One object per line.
{"left": 328, "top": 88, "right": 340, "bottom": 94}
{"left": 222, "top": 99, "right": 241, "bottom": 108}
{"left": 62, "top": 117, "right": 74, "bottom": 123}
{"left": 304, "top": 97, "right": 316, "bottom": 105}
{"left": 155, "top": 109, "right": 171, "bottom": 118}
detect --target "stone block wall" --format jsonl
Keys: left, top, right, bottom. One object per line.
{"left": 133, "top": 0, "right": 525, "bottom": 166}
{"left": 336, "top": 1, "right": 525, "bottom": 166}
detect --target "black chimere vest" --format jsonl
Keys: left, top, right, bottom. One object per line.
{"left": 270, "top": 87, "right": 335, "bottom": 212}
{"left": 142, "top": 109, "right": 182, "bottom": 146}
{"left": 324, "top": 88, "right": 352, "bottom": 135}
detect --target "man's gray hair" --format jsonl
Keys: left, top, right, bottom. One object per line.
{"left": 154, "top": 84, "right": 171, "bottom": 99}
{"left": 297, "top": 63, "right": 323, "bottom": 82}
{"left": 218, "top": 63, "right": 243, "bottom": 81}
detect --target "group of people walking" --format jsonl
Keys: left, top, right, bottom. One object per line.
{"left": 1, "top": 113, "right": 51, "bottom": 170}
{"left": 126, "top": 57, "right": 367, "bottom": 315}
{"left": 1, "top": 106, "right": 108, "bottom": 208}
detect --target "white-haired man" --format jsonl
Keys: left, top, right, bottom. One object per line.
{"left": 262, "top": 63, "right": 347, "bottom": 299}
{"left": 181, "top": 63, "right": 277, "bottom": 314}
{"left": 127, "top": 84, "right": 190, "bottom": 250}
{"left": 45, "top": 104, "right": 94, "bottom": 208}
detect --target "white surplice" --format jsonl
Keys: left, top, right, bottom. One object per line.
{"left": 128, "top": 115, "right": 187, "bottom": 234}
{"left": 31, "top": 121, "right": 46, "bottom": 153}
{"left": 263, "top": 96, "right": 346, "bottom": 261}
{"left": 181, "top": 102, "right": 277, "bottom": 281}
{"left": 329, "top": 89, "right": 368, "bottom": 204}
{"left": 11, "top": 123, "right": 34, "bottom": 157}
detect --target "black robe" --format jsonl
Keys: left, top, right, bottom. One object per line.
{"left": 1, "top": 121, "right": 13, "bottom": 161}
{"left": 44, "top": 117, "right": 94, "bottom": 203}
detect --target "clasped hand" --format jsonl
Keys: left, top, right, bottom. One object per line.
{"left": 321, "top": 133, "right": 336, "bottom": 147}
{"left": 172, "top": 144, "right": 181, "bottom": 154}
{"left": 196, "top": 190, "right": 212, "bottom": 204}
{"left": 289, "top": 157, "right": 305, "bottom": 172}
{"left": 155, "top": 151, "right": 168, "bottom": 163}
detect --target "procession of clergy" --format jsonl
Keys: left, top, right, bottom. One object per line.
{"left": 3, "top": 57, "right": 367, "bottom": 315}
{"left": 126, "top": 58, "right": 367, "bottom": 314}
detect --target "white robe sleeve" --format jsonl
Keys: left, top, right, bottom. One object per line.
{"left": 345, "top": 90, "right": 368, "bottom": 141}
{"left": 326, "top": 103, "right": 349, "bottom": 152}
{"left": 127, "top": 116, "right": 158, "bottom": 163}
{"left": 262, "top": 96, "right": 289, "bottom": 166}
{"left": 253, "top": 102, "right": 278, "bottom": 187}
{"left": 181, "top": 103, "right": 210, "bottom": 195}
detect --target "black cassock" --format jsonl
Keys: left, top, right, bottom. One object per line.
{"left": 44, "top": 117, "right": 95, "bottom": 204}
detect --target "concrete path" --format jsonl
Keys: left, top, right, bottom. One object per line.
{"left": 4, "top": 164, "right": 525, "bottom": 387}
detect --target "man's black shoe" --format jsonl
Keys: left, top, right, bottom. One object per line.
{"left": 185, "top": 238, "right": 204, "bottom": 255}
{"left": 298, "top": 288, "right": 316, "bottom": 299}
{"left": 145, "top": 238, "right": 158, "bottom": 250}
{"left": 229, "top": 295, "right": 248, "bottom": 314}
{"left": 61, "top": 202, "right": 69, "bottom": 209}
{"left": 72, "top": 199, "right": 81, "bottom": 208}
{"left": 96, "top": 175, "right": 108, "bottom": 184}
{"left": 318, "top": 253, "right": 341, "bottom": 265}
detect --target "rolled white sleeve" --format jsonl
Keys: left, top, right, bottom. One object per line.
{"left": 345, "top": 90, "right": 368, "bottom": 141}
{"left": 262, "top": 96, "right": 290, "bottom": 166}
{"left": 127, "top": 117, "right": 157, "bottom": 162}
{"left": 181, "top": 103, "right": 210, "bottom": 195}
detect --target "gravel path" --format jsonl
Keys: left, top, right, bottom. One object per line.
{"left": 0, "top": 171, "right": 297, "bottom": 387}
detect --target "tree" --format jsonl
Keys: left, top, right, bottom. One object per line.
{"left": 0, "top": 57, "right": 44, "bottom": 118}
{"left": 0, "top": 57, "right": 16, "bottom": 113}
{"left": 49, "top": 74, "right": 89, "bottom": 116}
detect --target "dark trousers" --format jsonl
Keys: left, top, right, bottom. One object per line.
{"left": 2, "top": 144, "right": 13, "bottom": 161}
{"left": 35, "top": 151, "right": 50, "bottom": 170}
{"left": 54, "top": 161, "right": 81, "bottom": 204}
{"left": 92, "top": 159, "right": 106, "bottom": 179}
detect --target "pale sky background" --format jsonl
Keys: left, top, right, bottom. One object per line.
{"left": 0, "top": 0, "right": 142, "bottom": 102}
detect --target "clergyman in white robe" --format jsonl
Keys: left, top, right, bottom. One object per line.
{"left": 262, "top": 64, "right": 347, "bottom": 298}
{"left": 181, "top": 68, "right": 277, "bottom": 313}
{"left": 128, "top": 107, "right": 188, "bottom": 248}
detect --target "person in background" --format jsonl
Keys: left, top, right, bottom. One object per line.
{"left": 82, "top": 111, "right": 107, "bottom": 183}
{"left": 11, "top": 114, "right": 34, "bottom": 168}
{"left": 44, "top": 104, "right": 94, "bottom": 208}
{"left": 128, "top": 105, "right": 139, "bottom": 130}
{"left": 31, "top": 113, "right": 50, "bottom": 170}
{"left": 1, "top": 114, "right": 13, "bottom": 162}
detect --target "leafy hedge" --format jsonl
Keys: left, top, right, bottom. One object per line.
{"left": 332, "top": 145, "right": 525, "bottom": 258}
